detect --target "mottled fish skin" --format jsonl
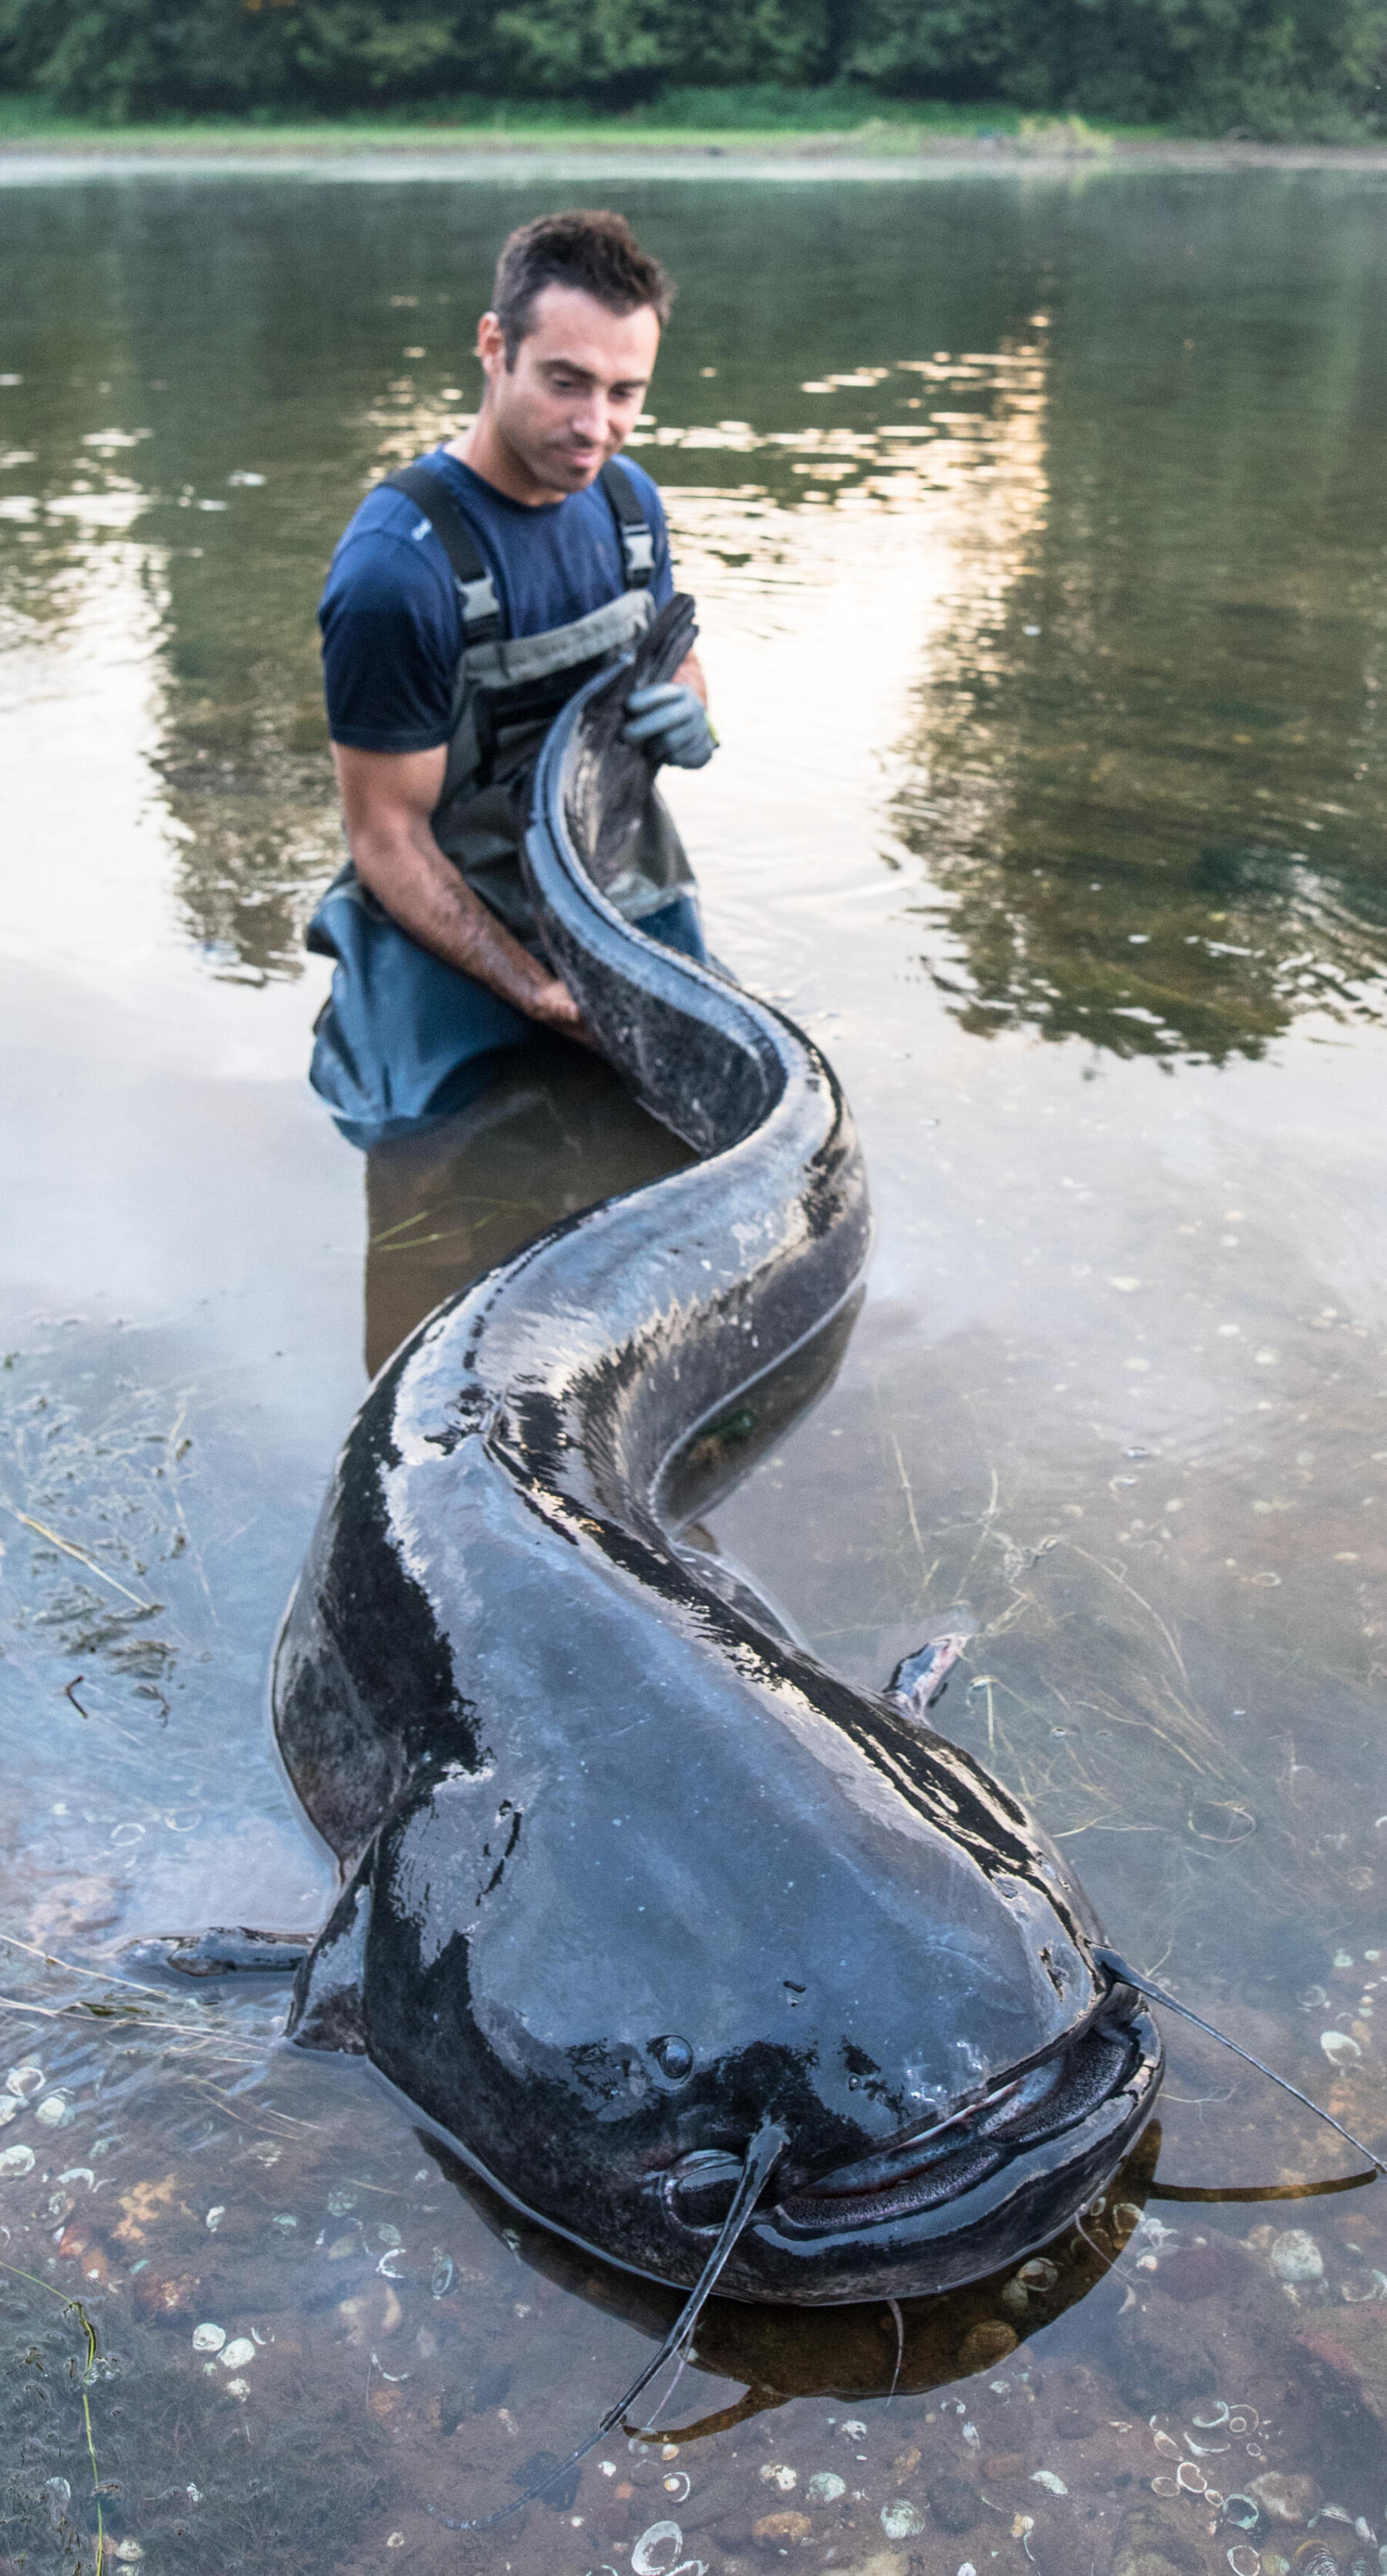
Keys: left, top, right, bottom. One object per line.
{"left": 274, "top": 609, "right": 1161, "bottom": 2303}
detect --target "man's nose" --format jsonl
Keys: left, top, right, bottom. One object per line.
{"left": 570, "top": 392, "right": 606, "bottom": 446}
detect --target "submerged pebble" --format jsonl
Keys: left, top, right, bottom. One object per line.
{"left": 760, "top": 2463, "right": 797, "bottom": 2493}
{"left": 1247, "top": 2470, "right": 1321, "bottom": 2524}
{"left": 880, "top": 2498, "right": 927, "bottom": 2538}
{"left": 1319, "top": 2031, "right": 1361, "bottom": 2067}
{"left": 220, "top": 2339, "right": 256, "bottom": 2369}
{"left": 1226, "top": 2551, "right": 1260, "bottom": 2576}
{"left": 35, "top": 2093, "right": 72, "bottom": 2127}
{"left": 0, "top": 2144, "right": 36, "bottom": 2178}
{"left": 928, "top": 2470, "right": 982, "bottom": 2534}
{"left": 191, "top": 2323, "right": 225, "bottom": 2354}
{"left": 1268, "top": 2231, "right": 1323, "bottom": 2285}
{"left": 754, "top": 2510, "right": 811, "bottom": 2542}
{"left": 5, "top": 2064, "right": 43, "bottom": 2098}
{"left": 806, "top": 2472, "right": 846, "bottom": 2504}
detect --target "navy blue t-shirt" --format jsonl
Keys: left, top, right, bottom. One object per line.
{"left": 319, "top": 448, "right": 673, "bottom": 754}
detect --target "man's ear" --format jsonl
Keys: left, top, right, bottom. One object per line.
{"left": 475, "top": 310, "right": 507, "bottom": 381}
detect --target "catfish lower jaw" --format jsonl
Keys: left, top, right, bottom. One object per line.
{"left": 656, "top": 1994, "right": 1160, "bottom": 2302}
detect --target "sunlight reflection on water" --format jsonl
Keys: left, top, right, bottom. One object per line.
{"left": 3, "top": 166, "right": 1387, "bottom": 2573}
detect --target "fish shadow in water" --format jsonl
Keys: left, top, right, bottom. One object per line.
{"left": 421, "top": 2121, "right": 1164, "bottom": 2440}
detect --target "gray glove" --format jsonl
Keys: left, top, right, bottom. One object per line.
{"left": 622, "top": 681, "right": 717, "bottom": 771}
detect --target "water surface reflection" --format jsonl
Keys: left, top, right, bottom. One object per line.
{"left": 5, "top": 165, "right": 1387, "bottom": 2574}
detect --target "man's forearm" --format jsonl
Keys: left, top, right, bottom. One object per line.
{"left": 350, "top": 815, "right": 591, "bottom": 1039}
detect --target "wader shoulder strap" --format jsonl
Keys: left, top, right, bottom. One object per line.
{"left": 384, "top": 461, "right": 503, "bottom": 644}
{"left": 599, "top": 458, "right": 656, "bottom": 586}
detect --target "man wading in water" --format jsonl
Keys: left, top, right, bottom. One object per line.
{"left": 307, "top": 208, "right": 714, "bottom": 1147}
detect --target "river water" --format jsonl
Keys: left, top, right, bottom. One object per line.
{"left": 3, "top": 163, "right": 1387, "bottom": 2576}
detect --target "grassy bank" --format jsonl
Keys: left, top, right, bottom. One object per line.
{"left": 2, "top": 89, "right": 1382, "bottom": 160}
{"left": 0, "top": 94, "right": 1164, "bottom": 156}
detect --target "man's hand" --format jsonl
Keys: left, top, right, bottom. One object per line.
{"left": 622, "top": 681, "right": 717, "bottom": 770}
{"left": 332, "top": 742, "right": 598, "bottom": 1047}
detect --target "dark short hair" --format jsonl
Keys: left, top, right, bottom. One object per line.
{"left": 492, "top": 210, "right": 674, "bottom": 363}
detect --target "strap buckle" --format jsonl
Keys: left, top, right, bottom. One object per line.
{"left": 458, "top": 572, "right": 501, "bottom": 632}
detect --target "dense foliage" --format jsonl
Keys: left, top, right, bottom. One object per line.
{"left": 1, "top": 0, "right": 1383, "bottom": 129}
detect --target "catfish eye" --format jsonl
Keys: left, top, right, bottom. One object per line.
{"left": 650, "top": 2033, "right": 694, "bottom": 2083}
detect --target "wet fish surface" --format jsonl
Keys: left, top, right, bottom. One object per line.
{"left": 271, "top": 602, "right": 1162, "bottom": 2302}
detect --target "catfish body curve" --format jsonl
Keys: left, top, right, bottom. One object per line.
{"left": 274, "top": 604, "right": 1162, "bottom": 2303}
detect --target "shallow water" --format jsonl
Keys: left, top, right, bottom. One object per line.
{"left": 4, "top": 166, "right": 1387, "bottom": 2574}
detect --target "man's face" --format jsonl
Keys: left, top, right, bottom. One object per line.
{"left": 479, "top": 284, "right": 660, "bottom": 497}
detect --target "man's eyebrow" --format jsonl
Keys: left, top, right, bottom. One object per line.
{"left": 538, "top": 356, "right": 649, "bottom": 390}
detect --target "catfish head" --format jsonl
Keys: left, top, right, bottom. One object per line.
{"left": 287, "top": 1625, "right": 1161, "bottom": 2305}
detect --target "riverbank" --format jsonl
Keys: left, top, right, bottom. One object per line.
{"left": 2, "top": 114, "right": 1386, "bottom": 175}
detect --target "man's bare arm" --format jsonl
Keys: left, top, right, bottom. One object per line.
{"left": 331, "top": 742, "right": 594, "bottom": 1046}
{"left": 676, "top": 647, "right": 707, "bottom": 704}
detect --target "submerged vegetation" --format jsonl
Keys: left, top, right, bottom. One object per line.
{"left": 0, "top": 0, "right": 1383, "bottom": 136}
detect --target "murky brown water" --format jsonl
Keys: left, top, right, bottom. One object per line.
{"left": 5, "top": 165, "right": 1387, "bottom": 2576}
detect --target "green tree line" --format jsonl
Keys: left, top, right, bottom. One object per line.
{"left": 2, "top": 0, "right": 1384, "bottom": 130}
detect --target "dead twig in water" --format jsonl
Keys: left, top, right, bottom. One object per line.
{"left": 0, "top": 2256, "right": 105, "bottom": 2573}
{"left": 61, "top": 1675, "right": 142, "bottom": 1749}
{"left": 2, "top": 1503, "right": 153, "bottom": 1610}
{"left": 1063, "top": 1541, "right": 1188, "bottom": 1687}
{"left": 887, "top": 1431, "right": 932, "bottom": 1579}
{"left": 0, "top": 1927, "right": 184, "bottom": 2004}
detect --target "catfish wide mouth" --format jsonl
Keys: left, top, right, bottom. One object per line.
{"left": 663, "top": 1995, "right": 1145, "bottom": 2241}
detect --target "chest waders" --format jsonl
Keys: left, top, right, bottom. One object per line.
{"left": 307, "top": 458, "right": 704, "bottom": 1148}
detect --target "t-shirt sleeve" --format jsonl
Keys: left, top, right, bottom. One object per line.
{"left": 318, "top": 524, "right": 458, "bottom": 752}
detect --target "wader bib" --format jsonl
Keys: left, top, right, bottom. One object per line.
{"left": 307, "top": 457, "right": 703, "bottom": 1147}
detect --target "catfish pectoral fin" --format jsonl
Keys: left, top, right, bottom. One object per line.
{"left": 120, "top": 1927, "right": 314, "bottom": 1981}
{"left": 888, "top": 1620, "right": 976, "bottom": 1717}
{"left": 287, "top": 1857, "right": 374, "bottom": 2056}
